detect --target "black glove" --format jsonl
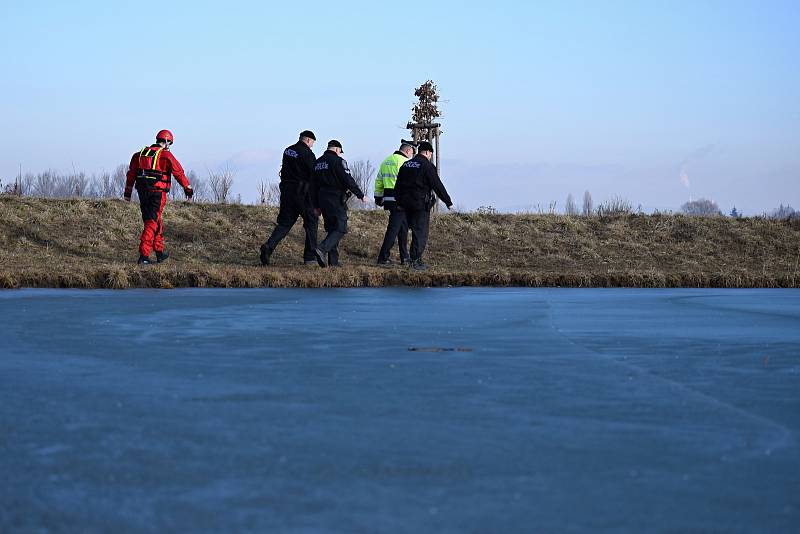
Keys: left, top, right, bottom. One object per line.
{"left": 184, "top": 186, "right": 193, "bottom": 200}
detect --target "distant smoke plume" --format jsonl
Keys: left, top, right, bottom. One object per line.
{"left": 678, "top": 143, "right": 714, "bottom": 194}
{"left": 679, "top": 169, "right": 690, "bottom": 189}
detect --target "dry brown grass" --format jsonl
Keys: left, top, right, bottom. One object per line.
{"left": 1, "top": 197, "right": 799, "bottom": 288}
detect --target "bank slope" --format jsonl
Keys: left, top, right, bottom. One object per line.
{"left": 1, "top": 197, "right": 798, "bottom": 288}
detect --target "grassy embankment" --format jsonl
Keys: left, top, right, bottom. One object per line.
{"left": 1, "top": 196, "right": 799, "bottom": 288}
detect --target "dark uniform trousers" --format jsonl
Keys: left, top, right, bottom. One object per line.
{"left": 317, "top": 190, "right": 348, "bottom": 266}
{"left": 377, "top": 205, "right": 410, "bottom": 263}
{"left": 405, "top": 208, "right": 431, "bottom": 262}
{"left": 265, "top": 182, "right": 319, "bottom": 262}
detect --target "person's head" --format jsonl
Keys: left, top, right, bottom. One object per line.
{"left": 327, "top": 139, "right": 343, "bottom": 155}
{"left": 299, "top": 130, "right": 316, "bottom": 148}
{"left": 399, "top": 142, "right": 415, "bottom": 158}
{"left": 156, "top": 129, "right": 174, "bottom": 149}
{"left": 417, "top": 141, "right": 434, "bottom": 160}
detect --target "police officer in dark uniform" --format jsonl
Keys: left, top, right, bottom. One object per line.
{"left": 394, "top": 140, "right": 453, "bottom": 271}
{"left": 260, "top": 130, "right": 319, "bottom": 265}
{"left": 312, "top": 140, "right": 367, "bottom": 267}
{"left": 375, "top": 140, "right": 416, "bottom": 265}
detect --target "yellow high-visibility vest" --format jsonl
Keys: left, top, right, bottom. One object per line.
{"left": 374, "top": 152, "right": 408, "bottom": 201}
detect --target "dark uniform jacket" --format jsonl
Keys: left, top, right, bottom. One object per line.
{"left": 280, "top": 140, "right": 316, "bottom": 202}
{"left": 313, "top": 150, "right": 365, "bottom": 205}
{"left": 395, "top": 154, "right": 453, "bottom": 211}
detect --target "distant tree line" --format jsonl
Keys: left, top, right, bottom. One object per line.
{"left": 555, "top": 191, "right": 798, "bottom": 220}
{"left": 2, "top": 169, "right": 796, "bottom": 220}
{"left": 0, "top": 166, "right": 240, "bottom": 204}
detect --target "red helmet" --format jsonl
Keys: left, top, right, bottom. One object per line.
{"left": 156, "top": 129, "right": 174, "bottom": 144}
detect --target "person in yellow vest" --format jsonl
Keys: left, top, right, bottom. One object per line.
{"left": 374, "top": 140, "right": 416, "bottom": 265}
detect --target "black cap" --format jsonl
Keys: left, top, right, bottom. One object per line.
{"left": 418, "top": 141, "right": 434, "bottom": 153}
{"left": 299, "top": 130, "right": 316, "bottom": 141}
{"left": 327, "top": 139, "right": 343, "bottom": 153}
{"left": 400, "top": 139, "right": 417, "bottom": 149}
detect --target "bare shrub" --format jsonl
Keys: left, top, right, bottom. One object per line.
{"left": 94, "top": 171, "right": 118, "bottom": 198}
{"left": 565, "top": 194, "right": 577, "bottom": 215}
{"left": 30, "top": 171, "right": 58, "bottom": 197}
{"left": 113, "top": 164, "right": 128, "bottom": 193}
{"left": 258, "top": 180, "right": 280, "bottom": 206}
{"left": 582, "top": 190, "right": 593, "bottom": 216}
{"left": 169, "top": 177, "right": 180, "bottom": 201}
{"left": 347, "top": 160, "right": 375, "bottom": 209}
{"left": 768, "top": 204, "right": 798, "bottom": 220}
{"left": 597, "top": 196, "right": 633, "bottom": 217}
{"left": 13, "top": 175, "right": 27, "bottom": 196}
{"left": 67, "top": 172, "right": 91, "bottom": 197}
{"left": 187, "top": 171, "right": 208, "bottom": 202}
{"left": 104, "top": 164, "right": 136, "bottom": 200}
{"left": 1, "top": 176, "right": 24, "bottom": 196}
{"left": 681, "top": 198, "right": 721, "bottom": 216}
{"left": 11, "top": 170, "right": 96, "bottom": 198}
{"left": 208, "top": 167, "right": 234, "bottom": 203}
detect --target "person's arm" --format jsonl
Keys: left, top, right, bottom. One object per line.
{"left": 165, "top": 152, "right": 193, "bottom": 199}
{"left": 303, "top": 147, "right": 316, "bottom": 183}
{"left": 310, "top": 166, "right": 321, "bottom": 211}
{"left": 427, "top": 162, "right": 453, "bottom": 208}
{"left": 124, "top": 153, "right": 137, "bottom": 200}
{"left": 337, "top": 158, "right": 365, "bottom": 200}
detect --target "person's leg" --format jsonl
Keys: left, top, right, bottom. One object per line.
{"left": 314, "top": 196, "right": 333, "bottom": 266}
{"left": 319, "top": 218, "right": 346, "bottom": 254}
{"left": 328, "top": 246, "right": 339, "bottom": 267}
{"left": 377, "top": 207, "right": 404, "bottom": 263}
{"left": 264, "top": 195, "right": 300, "bottom": 252}
{"left": 377, "top": 210, "right": 397, "bottom": 263}
{"left": 152, "top": 192, "right": 168, "bottom": 255}
{"left": 301, "top": 204, "right": 319, "bottom": 263}
{"left": 395, "top": 208, "right": 410, "bottom": 262}
{"left": 406, "top": 209, "right": 422, "bottom": 262}
{"left": 138, "top": 188, "right": 160, "bottom": 259}
{"left": 414, "top": 209, "right": 431, "bottom": 262}
{"left": 317, "top": 201, "right": 347, "bottom": 266}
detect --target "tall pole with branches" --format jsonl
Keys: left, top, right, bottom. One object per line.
{"left": 407, "top": 80, "right": 443, "bottom": 211}
{"left": 407, "top": 80, "right": 442, "bottom": 172}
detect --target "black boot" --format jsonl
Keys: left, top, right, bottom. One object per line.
{"left": 156, "top": 251, "right": 170, "bottom": 263}
{"left": 137, "top": 255, "right": 152, "bottom": 265}
{"left": 259, "top": 244, "right": 272, "bottom": 266}
{"left": 411, "top": 259, "right": 428, "bottom": 271}
{"left": 313, "top": 247, "right": 327, "bottom": 268}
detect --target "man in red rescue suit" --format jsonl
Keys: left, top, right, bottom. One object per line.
{"left": 124, "top": 130, "right": 193, "bottom": 265}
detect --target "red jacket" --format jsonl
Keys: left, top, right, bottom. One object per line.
{"left": 125, "top": 144, "right": 190, "bottom": 196}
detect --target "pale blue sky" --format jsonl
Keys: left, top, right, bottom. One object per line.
{"left": 2, "top": 0, "right": 798, "bottom": 213}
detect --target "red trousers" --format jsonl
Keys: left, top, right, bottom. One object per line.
{"left": 137, "top": 188, "right": 168, "bottom": 257}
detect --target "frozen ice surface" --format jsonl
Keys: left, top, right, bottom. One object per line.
{"left": 1, "top": 288, "right": 798, "bottom": 532}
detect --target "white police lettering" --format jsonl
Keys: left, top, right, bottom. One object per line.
{"left": 285, "top": 149, "right": 298, "bottom": 158}
{"left": 404, "top": 161, "right": 421, "bottom": 169}
{"left": 315, "top": 162, "right": 329, "bottom": 171}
